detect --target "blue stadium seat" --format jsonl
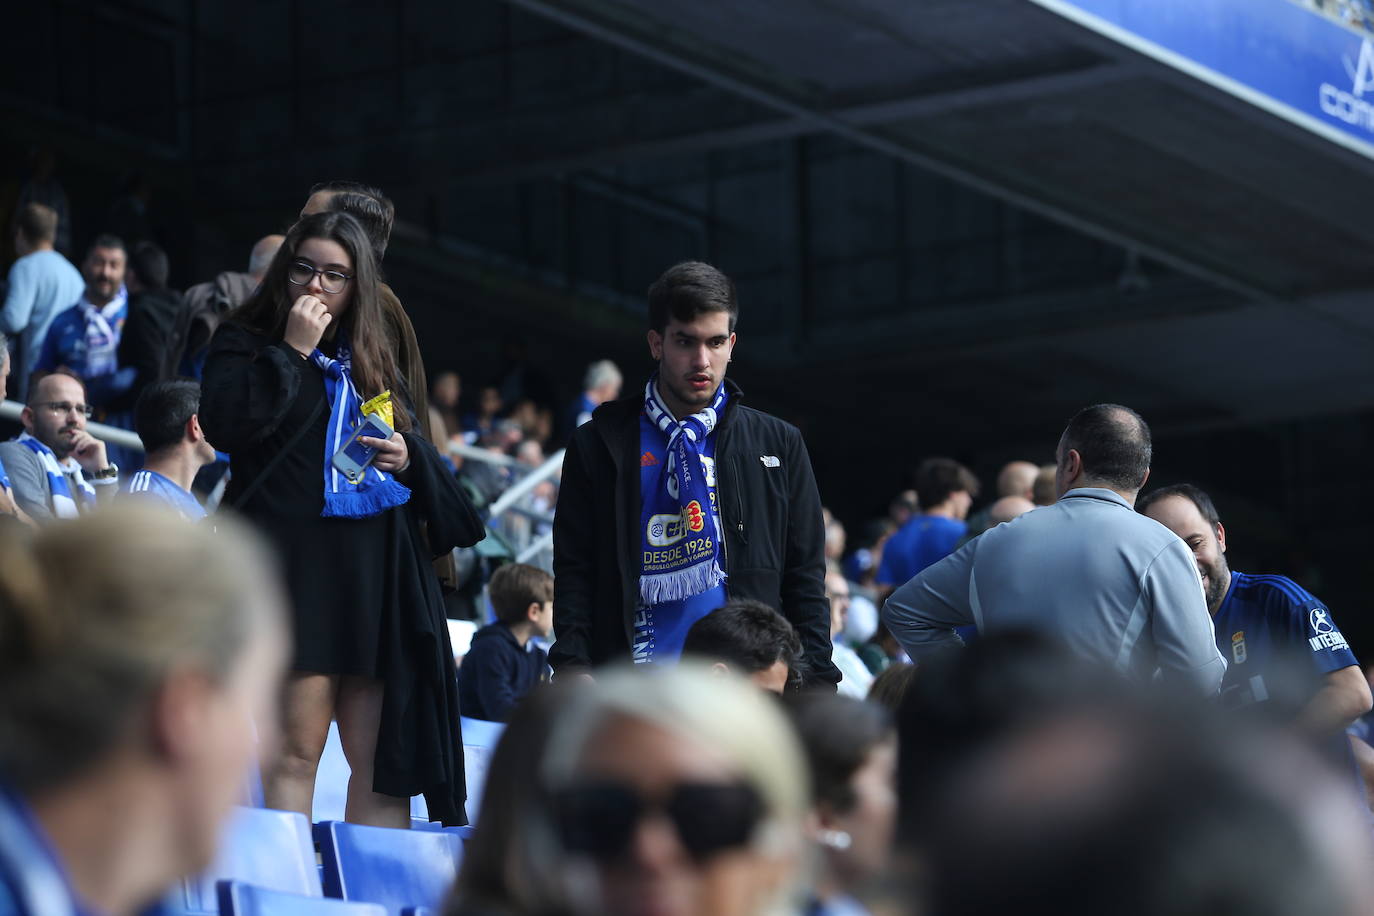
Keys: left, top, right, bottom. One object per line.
{"left": 217, "top": 881, "right": 386, "bottom": 916}
{"left": 316, "top": 821, "right": 463, "bottom": 916}
{"left": 458, "top": 716, "right": 505, "bottom": 749}
{"left": 183, "top": 808, "right": 321, "bottom": 912}
{"left": 459, "top": 717, "right": 505, "bottom": 822}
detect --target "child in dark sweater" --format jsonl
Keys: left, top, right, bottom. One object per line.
{"left": 459, "top": 563, "right": 553, "bottom": 722}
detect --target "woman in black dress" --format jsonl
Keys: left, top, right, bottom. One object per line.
{"left": 200, "top": 210, "right": 483, "bottom": 827}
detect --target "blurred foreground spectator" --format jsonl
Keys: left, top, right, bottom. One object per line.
{"left": 0, "top": 505, "right": 288, "bottom": 916}
{"left": 539, "top": 664, "right": 809, "bottom": 916}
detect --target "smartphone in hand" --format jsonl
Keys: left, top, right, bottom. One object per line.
{"left": 331, "top": 413, "right": 394, "bottom": 483}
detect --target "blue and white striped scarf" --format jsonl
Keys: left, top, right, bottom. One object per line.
{"left": 17, "top": 432, "right": 94, "bottom": 518}
{"left": 310, "top": 334, "right": 411, "bottom": 518}
{"left": 79, "top": 285, "right": 128, "bottom": 378}
{"left": 639, "top": 375, "right": 729, "bottom": 607}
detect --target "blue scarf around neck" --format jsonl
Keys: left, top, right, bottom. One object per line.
{"left": 310, "top": 333, "right": 411, "bottom": 518}
{"left": 639, "top": 375, "right": 729, "bottom": 607}
{"left": 17, "top": 432, "right": 94, "bottom": 518}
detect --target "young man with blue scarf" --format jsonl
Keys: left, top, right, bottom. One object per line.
{"left": 552, "top": 261, "right": 839, "bottom": 689}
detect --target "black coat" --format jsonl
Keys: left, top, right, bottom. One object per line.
{"left": 201, "top": 323, "right": 485, "bottom": 825}
{"left": 550, "top": 380, "right": 839, "bottom": 689}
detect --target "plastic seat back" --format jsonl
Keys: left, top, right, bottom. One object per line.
{"left": 217, "top": 881, "right": 386, "bottom": 916}
{"left": 317, "top": 821, "right": 462, "bottom": 916}
{"left": 184, "top": 807, "right": 320, "bottom": 912}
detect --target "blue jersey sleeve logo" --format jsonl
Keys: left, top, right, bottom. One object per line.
{"left": 1308, "top": 607, "right": 1349, "bottom": 652}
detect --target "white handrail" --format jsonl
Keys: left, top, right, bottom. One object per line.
{"left": 486, "top": 449, "right": 565, "bottom": 520}
{"left": 516, "top": 531, "right": 555, "bottom": 564}
{"left": 448, "top": 440, "right": 525, "bottom": 469}
{"left": 0, "top": 399, "right": 145, "bottom": 452}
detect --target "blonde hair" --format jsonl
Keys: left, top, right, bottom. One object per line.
{"left": 0, "top": 505, "right": 284, "bottom": 793}
{"left": 542, "top": 663, "right": 810, "bottom": 854}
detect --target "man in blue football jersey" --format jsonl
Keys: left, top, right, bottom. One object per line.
{"left": 1139, "top": 484, "right": 1371, "bottom": 738}
{"left": 122, "top": 379, "right": 215, "bottom": 520}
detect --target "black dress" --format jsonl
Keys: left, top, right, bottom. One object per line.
{"left": 200, "top": 322, "right": 485, "bottom": 825}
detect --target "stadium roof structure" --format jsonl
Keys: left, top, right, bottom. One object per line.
{"left": 6, "top": 0, "right": 1374, "bottom": 465}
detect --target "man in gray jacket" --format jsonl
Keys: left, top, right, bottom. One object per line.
{"left": 882, "top": 404, "right": 1225, "bottom": 693}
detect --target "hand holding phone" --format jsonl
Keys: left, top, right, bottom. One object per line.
{"left": 360, "top": 429, "right": 409, "bottom": 474}
{"left": 331, "top": 413, "right": 395, "bottom": 483}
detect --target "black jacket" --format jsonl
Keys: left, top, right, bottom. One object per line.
{"left": 550, "top": 380, "right": 839, "bottom": 688}
{"left": 458, "top": 623, "right": 548, "bottom": 722}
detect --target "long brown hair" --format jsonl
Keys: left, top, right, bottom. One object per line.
{"left": 228, "top": 210, "right": 409, "bottom": 430}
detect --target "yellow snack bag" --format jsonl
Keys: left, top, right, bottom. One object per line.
{"left": 361, "top": 390, "right": 394, "bottom": 430}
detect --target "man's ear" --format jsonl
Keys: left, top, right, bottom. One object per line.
{"left": 19, "top": 406, "right": 34, "bottom": 433}
{"left": 187, "top": 413, "right": 204, "bottom": 443}
{"left": 647, "top": 329, "right": 663, "bottom": 361}
{"left": 1063, "top": 448, "right": 1083, "bottom": 482}
{"left": 1216, "top": 522, "right": 1227, "bottom": 554}
{"left": 526, "top": 601, "right": 542, "bottom": 623}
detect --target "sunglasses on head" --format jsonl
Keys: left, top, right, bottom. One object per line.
{"left": 551, "top": 780, "right": 764, "bottom": 862}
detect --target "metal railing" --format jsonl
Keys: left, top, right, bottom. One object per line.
{"left": 0, "top": 397, "right": 559, "bottom": 567}
{"left": 0, "top": 400, "right": 146, "bottom": 452}
{"left": 449, "top": 440, "right": 563, "bottom": 571}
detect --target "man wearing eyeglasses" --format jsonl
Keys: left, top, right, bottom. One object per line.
{"left": 0, "top": 371, "right": 119, "bottom": 520}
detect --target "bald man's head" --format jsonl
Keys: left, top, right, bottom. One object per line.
{"left": 247, "top": 234, "right": 284, "bottom": 281}
{"left": 1057, "top": 404, "right": 1151, "bottom": 495}
{"left": 996, "top": 461, "right": 1039, "bottom": 500}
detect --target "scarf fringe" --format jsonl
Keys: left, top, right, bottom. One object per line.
{"left": 638, "top": 559, "right": 726, "bottom": 607}
{"left": 321, "top": 476, "right": 412, "bottom": 519}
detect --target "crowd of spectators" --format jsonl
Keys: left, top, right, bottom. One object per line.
{"left": 2, "top": 157, "right": 1374, "bottom": 916}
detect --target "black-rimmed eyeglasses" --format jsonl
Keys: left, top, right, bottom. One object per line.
{"left": 287, "top": 261, "right": 353, "bottom": 295}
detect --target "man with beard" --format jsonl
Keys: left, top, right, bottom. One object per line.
{"left": 1139, "top": 484, "right": 1371, "bottom": 737}
{"left": 551, "top": 261, "right": 838, "bottom": 688}
{"left": 32, "top": 235, "right": 130, "bottom": 408}
{"left": 0, "top": 371, "right": 119, "bottom": 519}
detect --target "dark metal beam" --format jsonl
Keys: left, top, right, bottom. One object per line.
{"left": 499, "top": 0, "right": 1288, "bottom": 306}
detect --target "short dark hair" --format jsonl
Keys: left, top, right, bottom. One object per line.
{"left": 16, "top": 203, "right": 57, "bottom": 245}
{"left": 1136, "top": 483, "right": 1221, "bottom": 528}
{"left": 788, "top": 693, "right": 891, "bottom": 813}
{"left": 311, "top": 180, "right": 394, "bottom": 262}
{"left": 134, "top": 380, "right": 200, "bottom": 453}
{"left": 488, "top": 563, "right": 554, "bottom": 626}
{"left": 86, "top": 233, "right": 125, "bottom": 259}
{"left": 127, "top": 240, "right": 169, "bottom": 290}
{"left": 1060, "top": 404, "right": 1151, "bottom": 491}
{"left": 915, "top": 457, "right": 979, "bottom": 509}
{"left": 647, "top": 261, "right": 738, "bottom": 335}
{"left": 682, "top": 599, "right": 801, "bottom": 679}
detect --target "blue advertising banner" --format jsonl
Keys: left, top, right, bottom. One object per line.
{"left": 1029, "top": 0, "right": 1374, "bottom": 159}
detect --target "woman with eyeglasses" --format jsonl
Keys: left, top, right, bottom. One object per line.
{"left": 538, "top": 665, "right": 809, "bottom": 916}
{"left": 200, "top": 210, "right": 484, "bottom": 828}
